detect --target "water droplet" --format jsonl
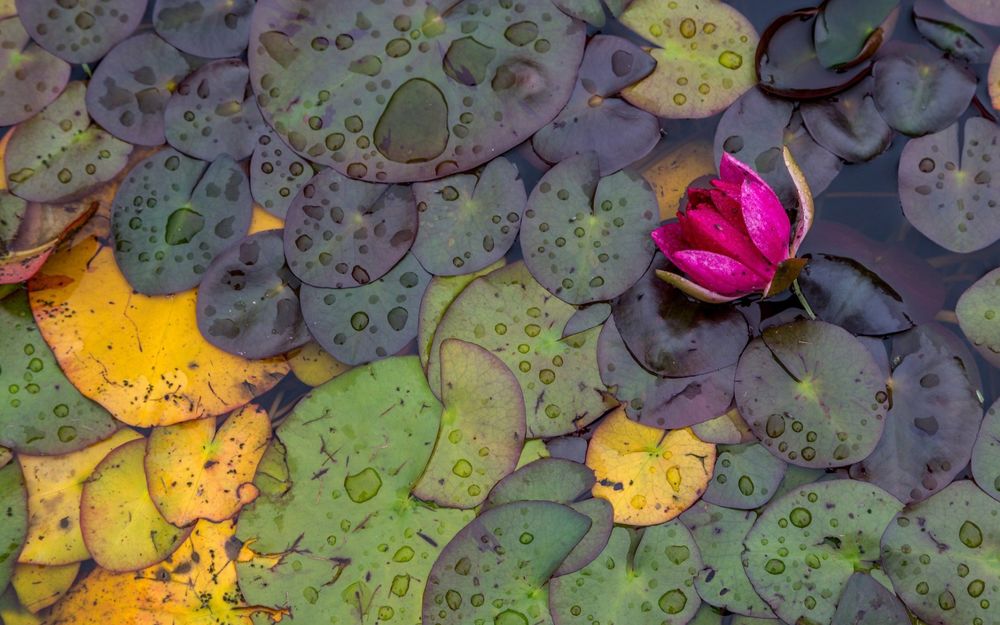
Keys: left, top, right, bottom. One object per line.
{"left": 666, "top": 466, "right": 682, "bottom": 492}
{"left": 452, "top": 459, "right": 473, "bottom": 478}
{"left": 764, "top": 558, "right": 785, "bottom": 575}
{"left": 494, "top": 610, "right": 528, "bottom": 625}
{"left": 959, "top": 520, "right": 983, "bottom": 548}
{"left": 738, "top": 476, "right": 754, "bottom": 496}
{"left": 658, "top": 589, "right": 687, "bottom": 615}
{"left": 789, "top": 507, "right": 812, "bottom": 528}
{"left": 57, "top": 426, "right": 76, "bottom": 442}
{"left": 344, "top": 467, "right": 382, "bottom": 503}
{"left": 718, "top": 50, "right": 743, "bottom": 69}
{"left": 164, "top": 207, "right": 205, "bottom": 245}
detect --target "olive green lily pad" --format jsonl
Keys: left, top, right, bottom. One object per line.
{"left": 15, "top": 0, "right": 146, "bottom": 64}
{"left": 111, "top": 149, "right": 253, "bottom": 295}
{"left": 249, "top": 128, "right": 315, "bottom": 218}
{"left": 413, "top": 339, "right": 526, "bottom": 509}
{"left": 552, "top": 0, "right": 605, "bottom": 27}
{"left": 881, "top": 480, "right": 1000, "bottom": 625}
{"left": 734, "top": 320, "right": 888, "bottom": 468}
{"left": 549, "top": 522, "right": 703, "bottom": 625}
{"left": 814, "top": 0, "right": 899, "bottom": 69}
{"left": 831, "top": 572, "right": 910, "bottom": 625}
{"left": 679, "top": 501, "right": 773, "bottom": 617}
{"left": 0, "top": 291, "right": 117, "bottom": 455}
{"left": 702, "top": 443, "right": 786, "bottom": 510}
{"left": 426, "top": 262, "right": 616, "bottom": 438}
{"left": 971, "top": 398, "right": 1000, "bottom": 502}
{"left": 957, "top": 264, "right": 1000, "bottom": 367}
{"left": 249, "top": 0, "right": 585, "bottom": 182}
{"left": 0, "top": 461, "right": 28, "bottom": 592}
{"left": 521, "top": 152, "right": 658, "bottom": 305}
{"left": 153, "top": 0, "right": 254, "bottom": 58}
{"left": 618, "top": 0, "right": 758, "bottom": 118}
{"left": 423, "top": 500, "right": 591, "bottom": 625}
{"left": 411, "top": 157, "right": 525, "bottom": 277}
{"left": 743, "top": 479, "right": 903, "bottom": 625}
{"left": 5, "top": 82, "right": 132, "bottom": 204}
{"left": 0, "top": 14, "right": 70, "bottom": 126}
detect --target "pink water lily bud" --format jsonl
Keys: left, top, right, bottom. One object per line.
{"left": 651, "top": 147, "right": 814, "bottom": 303}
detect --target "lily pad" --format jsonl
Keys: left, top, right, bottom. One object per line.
{"left": 679, "top": 502, "right": 773, "bottom": 617}
{"left": 412, "top": 339, "right": 526, "bottom": 509}
{"left": 913, "top": 0, "right": 995, "bottom": 63}
{"left": 958, "top": 266, "right": 1000, "bottom": 368}
{"left": 613, "top": 257, "right": 749, "bottom": 377}
{"left": 563, "top": 303, "right": 612, "bottom": 338}
{"left": 249, "top": 0, "right": 585, "bottom": 182}
{"left": 702, "top": 443, "right": 786, "bottom": 510}
{"left": 522, "top": 152, "right": 657, "bottom": 304}
{"left": 0, "top": 290, "right": 117, "bottom": 455}
{"left": 164, "top": 59, "right": 265, "bottom": 161}
{"left": 153, "top": 0, "right": 254, "bottom": 58}
{"left": 0, "top": 461, "right": 27, "bottom": 592}
{"left": 872, "top": 43, "right": 977, "bottom": 137}
{"left": 734, "top": 320, "right": 888, "bottom": 468}
{"left": 945, "top": 0, "right": 1000, "bottom": 26}
{"left": 552, "top": 0, "right": 605, "bottom": 28}
{"left": 691, "top": 407, "right": 755, "bottom": 445}
{"left": 850, "top": 325, "right": 983, "bottom": 503}
{"left": 0, "top": 14, "right": 70, "bottom": 126}
{"left": 426, "top": 262, "right": 616, "bottom": 438}
{"left": 196, "top": 230, "right": 310, "bottom": 359}
{"left": 799, "top": 78, "right": 894, "bottom": 163}
{"left": 249, "top": 128, "right": 314, "bottom": 219}
{"left": 638, "top": 140, "right": 717, "bottom": 221}
{"left": 11, "top": 560, "right": 79, "bottom": 613}
{"left": 813, "top": 0, "right": 899, "bottom": 69}
{"left": 831, "top": 572, "right": 910, "bottom": 625}
{"left": 5, "top": 82, "right": 132, "bottom": 204}
{"left": 618, "top": 0, "right": 758, "bottom": 118}
{"left": 85, "top": 33, "right": 192, "bottom": 146}
{"left": 598, "top": 316, "right": 735, "bottom": 429}
{"left": 411, "top": 157, "right": 525, "bottom": 276}
{"left": 991, "top": 47, "right": 1000, "bottom": 111}
{"left": 549, "top": 523, "right": 703, "bottom": 625}
{"left": 15, "top": 0, "right": 146, "bottom": 64}
{"left": 112, "top": 149, "right": 252, "bottom": 295}
{"left": 283, "top": 168, "right": 417, "bottom": 288}
{"left": 899, "top": 118, "right": 1000, "bottom": 253}
{"left": 971, "top": 398, "right": 1000, "bottom": 502}
{"left": 743, "top": 479, "right": 903, "bottom": 625}
{"left": 881, "top": 480, "right": 1000, "bottom": 625}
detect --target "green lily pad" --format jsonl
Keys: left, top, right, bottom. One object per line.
{"left": 958, "top": 267, "right": 1000, "bottom": 368}
{"left": 0, "top": 291, "right": 118, "bottom": 455}
{"left": 0, "top": 191, "right": 25, "bottom": 253}
{"left": 552, "top": 0, "right": 605, "bottom": 27}
{"left": 597, "top": 316, "right": 735, "bottom": 429}
{"left": 549, "top": 522, "right": 703, "bottom": 625}
{"left": 831, "top": 572, "right": 910, "bottom": 625}
{"left": 424, "top": 500, "right": 591, "bottom": 625}
{"left": 0, "top": 461, "right": 27, "bottom": 592}
{"left": 283, "top": 168, "right": 417, "bottom": 288}
{"left": 413, "top": 339, "right": 526, "bottom": 509}
{"left": 679, "top": 501, "right": 774, "bottom": 617}
{"left": 196, "top": 230, "right": 310, "bottom": 359}
{"left": 734, "top": 320, "right": 888, "bottom": 468}
{"left": 521, "top": 152, "right": 658, "bottom": 305}
{"left": 702, "top": 443, "right": 786, "bottom": 510}
{"left": 249, "top": 128, "right": 315, "bottom": 219}
{"left": 944, "top": 0, "right": 1000, "bottom": 26}
{"left": 799, "top": 78, "right": 893, "bottom": 163}
{"left": 617, "top": 0, "right": 758, "bottom": 118}
{"left": 563, "top": 303, "right": 612, "bottom": 339}
{"left": 881, "top": 480, "right": 1000, "bottom": 625}
{"left": 111, "top": 149, "right": 253, "bottom": 295}
{"left": 15, "top": 0, "right": 146, "bottom": 64}
{"left": 0, "top": 14, "right": 69, "bottom": 126}
{"left": 85, "top": 33, "right": 192, "bottom": 146}
{"left": 971, "top": 398, "right": 1000, "bottom": 502}
{"left": 850, "top": 325, "right": 984, "bottom": 503}
{"left": 914, "top": 0, "right": 996, "bottom": 63}
{"left": 164, "top": 59, "right": 265, "bottom": 161}
{"left": 153, "top": 0, "right": 254, "bottom": 58}
{"left": 411, "top": 157, "right": 525, "bottom": 277}
{"left": 743, "top": 479, "right": 903, "bottom": 625}
{"left": 426, "top": 262, "right": 616, "bottom": 438}
{"left": 300, "top": 253, "right": 429, "bottom": 366}
{"left": 769, "top": 465, "right": 826, "bottom": 501}
{"left": 814, "top": 0, "right": 899, "bottom": 69}
{"left": 236, "top": 356, "right": 474, "bottom": 625}
{"left": 5, "top": 82, "right": 132, "bottom": 204}
{"left": 249, "top": 0, "right": 585, "bottom": 183}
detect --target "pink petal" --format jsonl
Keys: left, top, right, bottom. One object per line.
{"left": 740, "top": 177, "right": 791, "bottom": 265}
{"left": 651, "top": 222, "right": 689, "bottom": 258}
{"left": 677, "top": 207, "right": 773, "bottom": 279}
{"left": 686, "top": 186, "right": 712, "bottom": 208}
{"left": 709, "top": 188, "right": 745, "bottom": 230}
{"left": 719, "top": 152, "right": 770, "bottom": 190}
{"left": 671, "top": 249, "right": 768, "bottom": 297}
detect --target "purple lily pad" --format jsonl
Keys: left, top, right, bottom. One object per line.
{"left": 0, "top": 14, "right": 70, "bottom": 126}
{"left": 914, "top": 0, "right": 996, "bottom": 63}
{"left": 249, "top": 128, "right": 316, "bottom": 219}
{"left": 15, "top": 0, "right": 147, "bottom": 64}
{"left": 799, "top": 78, "right": 894, "bottom": 163}
{"left": 153, "top": 0, "right": 254, "bottom": 59}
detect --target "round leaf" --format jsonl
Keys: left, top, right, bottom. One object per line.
{"left": 958, "top": 266, "right": 1000, "bottom": 368}
{"left": 0, "top": 15, "right": 69, "bottom": 126}
{"left": 799, "top": 78, "right": 894, "bottom": 163}
{"left": 153, "top": 0, "right": 254, "bottom": 58}
{"left": 286, "top": 341, "right": 349, "bottom": 387}
{"left": 945, "top": 0, "right": 1000, "bottom": 26}
{"left": 249, "top": 128, "right": 314, "bottom": 218}
{"left": 972, "top": 398, "right": 1000, "bottom": 502}
{"left": 637, "top": 139, "right": 716, "bottom": 221}
{"left": 813, "top": 0, "right": 898, "bottom": 69}
{"left": 702, "top": 443, "right": 786, "bottom": 510}
{"left": 914, "top": 0, "right": 996, "bottom": 63}
{"left": 11, "top": 561, "right": 79, "bottom": 613}
{"left": 0, "top": 462, "right": 28, "bottom": 591}
{"left": 15, "top": 0, "right": 146, "bottom": 64}
{"left": 831, "top": 572, "right": 910, "bottom": 625}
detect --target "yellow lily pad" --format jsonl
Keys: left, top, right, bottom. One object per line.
{"left": 11, "top": 562, "right": 78, "bottom": 613}
{"left": 286, "top": 342, "right": 350, "bottom": 387}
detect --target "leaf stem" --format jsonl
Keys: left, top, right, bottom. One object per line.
{"left": 792, "top": 279, "right": 816, "bottom": 320}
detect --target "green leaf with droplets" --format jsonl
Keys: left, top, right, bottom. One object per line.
{"left": 249, "top": 128, "right": 314, "bottom": 218}
{"left": 153, "top": 0, "right": 254, "bottom": 59}
{"left": 0, "top": 291, "right": 117, "bottom": 455}
{"left": 521, "top": 152, "right": 658, "bottom": 305}
{"left": 423, "top": 500, "right": 591, "bottom": 625}
{"left": 0, "top": 461, "right": 28, "bottom": 592}
{"left": 0, "top": 14, "right": 69, "bottom": 126}
{"left": 972, "top": 398, "right": 1000, "bottom": 502}
{"left": 882, "top": 481, "right": 1000, "bottom": 625}
{"left": 426, "top": 262, "right": 616, "bottom": 438}
{"left": 743, "top": 479, "right": 903, "bottom": 625}
{"left": 957, "top": 265, "right": 1000, "bottom": 366}
{"left": 702, "top": 443, "right": 786, "bottom": 510}
{"left": 734, "top": 320, "right": 888, "bottom": 468}
{"left": 831, "top": 572, "right": 910, "bottom": 625}
{"left": 411, "top": 157, "right": 525, "bottom": 276}
{"left": 111, "top": 149, "right": 253, "bottom": 295}
{"left": 15, "top": 0, "right": 146, "bottom": 64}
{"left": 550, "top": 523, "right": 703, "bottom": 625}
{"left": 813, "top": 0, "right": 898, "bottom": 69}
{"left": 5, "top": 82, "right": 132, "bottom": 204}
{"left": 680, "top": 502, "right": 774, "bottom": 618}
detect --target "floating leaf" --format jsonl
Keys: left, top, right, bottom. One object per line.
{"left": 813, "top": 0, "right": 898, "bottom": 69}
{"left": 702, "top": 443, "right": 786, "bottom": 510}
{"left": 638, "top": 140, "right": 716, "bottom": 221}
{"left": 743, "top": 480, "right": 903, "bottom": 625}
{"left": 153, "top": 0, "right": 254, "bottom": 58}
{"left": 11, "top": 562, "right": 78, "bottom": 613}
{"left": 944, "top": 0, "right": 1000, "bottom": 26}
{"left": 14, "top": 0, "right": 146, "bottom": 64}
{"left": 411, "top": 157, "right": 525, "bottom": 276}
{"left": 972, "top": 398, "right": 1000, "bottom": 502}
{"left": 28, "top": 236, "right": 288, "bottom": 427}
{"left": 913, "top": 0, "right": 995, "bottom": 63}
{"left": 286, "top": 342, "right": 349, "bottom": 387}
{"left": 899, "top": 118, "right": 1000, "bottom": 253}
{"left": 618, "top": 0, "right": 758, "bottom": 119}
{"left": 0, "top": 588, "right": 38, "bottom": 625}
{"left": 426, "top": 262, "right": 615, "bottom": 438}
{"left": 0, "top": 14, "right": 69, "bottom": 126}
{"left": 882, "top": 480, "right": 1000, "bottom": 625}
{"left": 799, "top": 78, "right": 894, "bottom": 163}
{"left": 249, "top": 0, "right": 585, "bottom": 182}
{"left": 4, "top": 82, "right": 132, "bottom": 204}
{"left": 85, "top": 33, "right": 191, "bottom": 146}
{"left": 680, "top": 502, "right": 773, "bottom": 617}
{"left": 691, "top": 407, "right": 755, "bottom": 445}
{"left": 734, "top": 320, "right": 888, "bottom": 468}
{"left": 550, "top": 523, "right": 703, "bottom": 625}
{"left": 563, "top": 302, "right": 612, "bottom": 338}
{"left": 0, "top": 462, "right": 28, "bottom": 591}
{"left": 587, "top": 407, "right": 716, "bottom": 526}
{"left": 957, "top": 266, "right": 1000, "bottom": 369}
{"left": 249, "top": 128, "right": 314, "bottom": 219}
{"left": 831, "top": 572, "right": 910, "bottom": 625}
{"left": 552, "top": 0, "right": 605, "bottom": 27}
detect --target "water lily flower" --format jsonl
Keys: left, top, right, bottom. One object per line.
{"left": 651, "top": 147, "right": 814, "bottom": 303}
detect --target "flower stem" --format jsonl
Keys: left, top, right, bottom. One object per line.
{"left": 792, "top": 279, "right": 816, "bottom": 320}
